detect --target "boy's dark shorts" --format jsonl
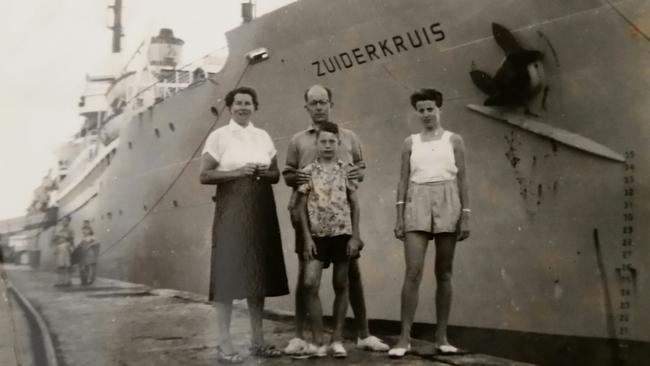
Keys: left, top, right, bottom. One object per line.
{"left": 295, "top": 225, "right": 359, "bottom": 251}
{"left": 313, "top": 234, "right": 357, "bottom": 265}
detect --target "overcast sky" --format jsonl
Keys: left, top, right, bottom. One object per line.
{"left": 0, "top": 0, "right": 295, "bottom": 220}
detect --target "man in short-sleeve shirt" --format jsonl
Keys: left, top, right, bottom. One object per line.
{"left": 282, "top": 85, "right": 388, "bottom": 354}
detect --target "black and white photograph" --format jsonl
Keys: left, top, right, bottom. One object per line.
{"left": 0, "top": 1, "right": 648, "bottom": 365}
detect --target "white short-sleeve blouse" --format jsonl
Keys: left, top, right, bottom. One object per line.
{"left": 202, "top": 119, "right": 276, "bottom": 171}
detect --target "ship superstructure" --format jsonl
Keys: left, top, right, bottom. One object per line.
{"left": 51, "top": 29, "right": 220, "bottom": 212}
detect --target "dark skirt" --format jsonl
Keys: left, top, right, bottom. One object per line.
{"left": 210, "top": 177, "right": 289, "bottom": 301}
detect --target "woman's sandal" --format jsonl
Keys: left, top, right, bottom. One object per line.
{"left": 435, "top": 344, "right": 469, "bottom": 355}
{"left": 216, "top": 345, "right": 245, "bottom": 364}
{"left": 250, "top": 344, "right": 283, "bottom": 358}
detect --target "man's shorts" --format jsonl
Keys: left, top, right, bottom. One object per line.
{"left": 404, "top": 180, "right": 461, "bottom": 238}
{"left": 313, "top": 235, "right": 352, "bottom": 265}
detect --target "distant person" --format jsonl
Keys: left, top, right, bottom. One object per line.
{"left": 389, "top": 88, "right": 470, "bottom": 357}
{"left": 199, "top": 86, "right": 289, "bottom": 363}
{"left": 75, "top": 220, "right": 98, "bottom": 285}
{"left": 296, "top": 121, "right": 361, "bottom": 358}
{"left": 283, "top": 85, "right": 388, "bottom": 355}
{"left": 81, "top": 220, "right": 94, "bottom": 236}
{"left": 53, "top": 216, "right": 74, "bottom": 287}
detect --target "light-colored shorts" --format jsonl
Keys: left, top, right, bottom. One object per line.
{"left": 404, "top": 180, "right": 461, "bottom": 236}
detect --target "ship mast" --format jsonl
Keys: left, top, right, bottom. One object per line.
{"left": 108, "top": 0, "right": 124, "bottom": 53}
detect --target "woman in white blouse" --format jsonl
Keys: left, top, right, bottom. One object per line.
{"left": 199, "top": 86, "right": 289, "bottom": 363}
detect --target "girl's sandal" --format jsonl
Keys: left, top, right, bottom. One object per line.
{"left": 216, "top": 345, "right": 245, "bottom": 364}
{"left": 250, "top": 344, "right": 283, "bottom": 358}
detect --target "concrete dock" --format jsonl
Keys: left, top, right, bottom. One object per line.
{"left": 1, "top": 264, "right": 536, "bottom": 366}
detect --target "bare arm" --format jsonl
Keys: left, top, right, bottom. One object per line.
{"left": 282, "top": 167, "right": 298, "bottom": 187}
{"left": 348, "top": 191, "right": 360, "bottom": 239}
{"left": 297, "top": 193, "right": 317, "bottom": 260}
{"left": 347, "top": 130, "right": 366, "bottom": 182}
{"left": 347, "top": 161, "right": 366, "bottom": 183}
{"left": 451, "top": 133, "right": 470, "bottom": 241}
{"left": 282, "top": 137, "right": 302, "bottom": 187}
{"left": 283, "top": 168, "right": 311, "bottom": 188}
{"left": 198, "top": 153, "right": 254, "bottom": 185}
{"left": 347, "top": 190, "right": 362, "bottom": 256}
{"left": 394, "top": 137, "right": 412, "bottom": 240}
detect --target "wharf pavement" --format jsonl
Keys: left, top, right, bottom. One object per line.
{"left": 1, "top": 264, "right": 536, "bottom": 366}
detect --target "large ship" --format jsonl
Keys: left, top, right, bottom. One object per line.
{"left": 10, "top": 0, "right": 649, "bottom": 364}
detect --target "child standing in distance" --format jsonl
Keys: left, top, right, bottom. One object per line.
{"left": 76, "top": 222, "right": 97, "bottom": 285}
{"left": 296, "top": 121, "right": 361, "bottom": 358}
{"left": 77, "top": 221, "right": 95, "bottom": 252}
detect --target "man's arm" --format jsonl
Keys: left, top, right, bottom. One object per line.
{"left": 282, "top": 136, "right": 300, "bottom": 187}
{"left": 347, "top": 129, "right": 366, "bottom": 182}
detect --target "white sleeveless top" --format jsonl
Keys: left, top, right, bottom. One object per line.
{"left": 409, "top": 131, "right": 458, "bottom": 183}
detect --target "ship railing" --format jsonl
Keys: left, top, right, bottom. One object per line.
{"left": 125, "top": 45, "right": 228, "bottom": 114}
{"left": 56, "top": 166, "right": 69, "bottom": 178}
{"left": 55, "top": 138, "right": 120, "bottom": 202}
{"left": 57, "top": 137, "right": 102, "bottom": 193}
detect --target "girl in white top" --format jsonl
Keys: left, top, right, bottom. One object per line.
{"left": 409, "top": 130, "right": 458, "bottom": 184}
{"left": 390, "top": 88, "right": 470, "bottom": 357}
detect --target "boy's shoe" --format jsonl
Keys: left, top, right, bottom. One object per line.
{"left": 283, "top": 337, "right": 308, "bottom": 355}
{"left": 357, "top": 335, "right": 389, "bottom": 351}
{"left": 388, "top": 344, "right": 411, "bottom": 359}
{"left": 300, "top": 343, "right": 327, "bottom": 358}
{"left": 330, "top": 341, "right": 348, "bottom": 358}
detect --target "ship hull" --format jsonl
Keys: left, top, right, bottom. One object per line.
{"left": 38, "top": 0, "right": 649, "bottom": 360}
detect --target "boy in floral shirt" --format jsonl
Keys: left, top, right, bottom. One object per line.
{"left": 296, "top": 121, "right": 361, "bottom": 358}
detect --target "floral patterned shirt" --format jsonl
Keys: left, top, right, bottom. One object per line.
{"left": 297, "top": 160, "right": 357, "bottom": 238}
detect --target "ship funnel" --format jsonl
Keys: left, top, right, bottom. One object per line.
{"left": 242, "top": 1, "right": 254, "bottom": 23}
{"left": 148, "top": 28, "right": 185, "bottom": 68}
